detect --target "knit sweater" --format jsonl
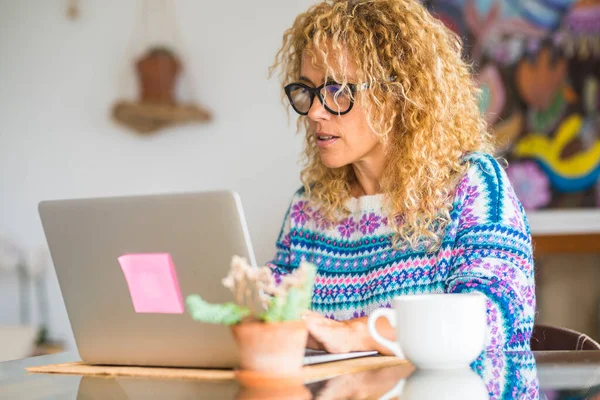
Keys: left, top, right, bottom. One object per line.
{"left": 268, "top": 152, "right": 536, "bottom": 351}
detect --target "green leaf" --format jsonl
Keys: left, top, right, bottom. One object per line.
{"left": 282, "top": 287, "right": 303, "bottom": 321}
{"left": 262, "top": 295, "right": 285, "bottom": 322}
{"left": 186, "top": 294, "right": 249, "bottom": 326}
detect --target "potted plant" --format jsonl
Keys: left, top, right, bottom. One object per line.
{"left": 186, "top": 256, "right": 316, "bottom": 382}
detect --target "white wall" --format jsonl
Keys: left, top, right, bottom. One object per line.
{"left": 0, "top": 0, "right": 312, "bottom": 349}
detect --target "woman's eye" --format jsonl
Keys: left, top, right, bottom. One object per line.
{"left": 325, "top": 85, "right": 346, "bottom": 96}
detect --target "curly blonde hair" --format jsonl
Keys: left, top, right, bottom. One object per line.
{"left": 270, "top": 0, "right": 494, "bottom": 251}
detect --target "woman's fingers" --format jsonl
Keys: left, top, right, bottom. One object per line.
{"left": 302, "top": 314, "right": 353, "bottom": 354}
{"left": 306, "top": 334, "right": 324, "bottom": 350}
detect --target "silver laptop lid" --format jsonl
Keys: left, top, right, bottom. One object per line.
{"left": 39, "top": 191, "right": 255, "bottom": 368}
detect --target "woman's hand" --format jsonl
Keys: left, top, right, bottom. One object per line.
{"left": 303, "top": 310, "right": 356, "bottom": 353}
{"left": 302, "top": 310, "right": 397, "bottom": 355}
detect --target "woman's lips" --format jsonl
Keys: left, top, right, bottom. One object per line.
{"left": 316, "top": 133, "right": 339, "bottom": 148}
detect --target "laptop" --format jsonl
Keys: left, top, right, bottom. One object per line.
{"left": 39, "top": 191, "right": 377, "bottom": 368}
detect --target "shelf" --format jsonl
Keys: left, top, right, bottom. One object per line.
{"left": 527, "top": 210, "right": 600, "bottom": 236}
{"left": 527, "top": 210, "right": 600, "bottom": 256}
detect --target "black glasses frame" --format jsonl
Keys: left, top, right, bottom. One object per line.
{"left": 284, "top": 81, "right": 369, "bottom": 116}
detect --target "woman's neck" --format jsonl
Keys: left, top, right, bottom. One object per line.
{"left": 351, "top": 173, "right": 380, "bottom": 197}
{"left": 351, "top": 147, "right": 386, "bottom": 197}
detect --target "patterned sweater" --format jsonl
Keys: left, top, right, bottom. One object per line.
{"left": 268, "top": 152, "right": 536, "bottom": 351}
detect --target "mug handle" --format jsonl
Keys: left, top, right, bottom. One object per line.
{"left": 367, "top": 308, "right": 405, "bottom": 359}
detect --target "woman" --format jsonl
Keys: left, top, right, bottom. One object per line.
{"left": 267, "top": 0, "right": 535, "bottom": 354}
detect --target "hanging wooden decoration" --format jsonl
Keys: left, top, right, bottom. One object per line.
{"left": 66, "top": 0, "right": 79, "bottom": 20}
{"left": 111, "top": 0, "right": 212, "bottom": 134}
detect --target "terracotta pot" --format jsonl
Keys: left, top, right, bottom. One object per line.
{"left": 136, "top": 47, "right": 181, "bottom": 105}
{"left": 230, "top": 320, "right": 308, "bottom": 377}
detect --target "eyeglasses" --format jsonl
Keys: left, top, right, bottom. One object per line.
{"left": 284, "top": 80, "right": 370, "bottom": 116}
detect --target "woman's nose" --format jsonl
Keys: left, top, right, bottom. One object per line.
{"left": 307, "top": 97, "right": 330, "bottom": 122}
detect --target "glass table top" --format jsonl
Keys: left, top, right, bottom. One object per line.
{"left": 2, "top": 350, "right": 600, "bottom": 399}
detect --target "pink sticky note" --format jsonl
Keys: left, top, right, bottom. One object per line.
{"left": 118, "top": 253, "right": 184, "bottom": 314}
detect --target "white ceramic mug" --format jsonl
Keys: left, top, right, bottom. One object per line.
{"left": 368, "top": 293, "right": 487, "bottom": 369}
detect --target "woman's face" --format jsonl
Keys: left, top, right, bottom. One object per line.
{"left": 299, "top": 50, "right": 384, "bottom": 169}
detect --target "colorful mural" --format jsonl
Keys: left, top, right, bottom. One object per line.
{"left": 425, "top": 0, "right": 600, "bottom": 210}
